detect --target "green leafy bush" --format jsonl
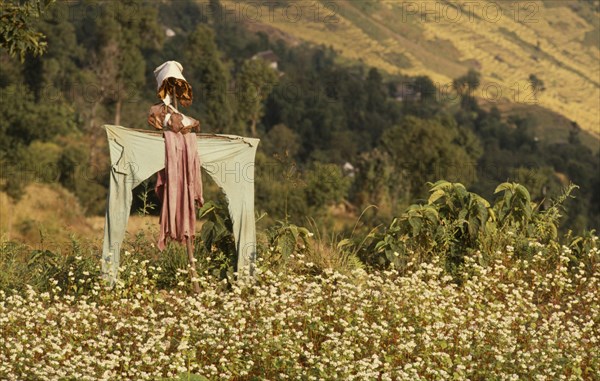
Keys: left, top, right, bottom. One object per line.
{"left": 362, "top": 180, "right": 582, "bottom": 279}
{"left": 196, "top": 200, "right": 236, "bottom": 281}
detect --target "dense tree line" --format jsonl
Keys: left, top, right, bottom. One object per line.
{"left": 1, "top": 0, "right": 598, "bottom": 233}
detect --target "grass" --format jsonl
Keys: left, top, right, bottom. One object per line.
{"left": 0, "top": 184, "right": 168, "bottom": 246}
{"left": 0, "top": 183, "right": 93, "bottom": 244}
{"left": 478, "top": 100, "right": 600, "bottom": 154}
{"left": 583, "top": 26, "right": 600, "bottom": 49}
{"left": 496, "top": 26, "right": 598, "bottom": 87}
{"left": 332, "top": 0, "right": 391, "bottom": 42}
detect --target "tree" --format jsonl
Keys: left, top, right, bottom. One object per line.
{"left": 260, "top": 124, "right": 301, "bottom": 157}
{"left": 184, "top": 24, "right": 234, "bottom": 133}
{"left": 529, "top": 74, "right": 546, "bottom": 98}
{"left": 0, "top": 84, "right": 77, "bottom": 200}
{"left": 107, "top": 1, "right": 162, "bottom": 126}
{"left": 453, "top": 69, "right": 481, "bottom": 111}
{"left": 304, "top": 162, "right": 350, "bottom": 210}
{"left": 352, "top": 148, "right": 403, "bottom": 220}
{"left": 379, "top": 116, "right": 482, "bottom": 197}
{"left": 84, "top": 41, "right": 119, "bottom": 166}
{"left": 453, "top": 69, "right": 481, "bottom": 96}
{"left": 0, "top": 0, "right": 55, "bottom": 61}
{"left": 20, "top": 1, "right": 84, "bottom": 101}
{"left": 75, "top": 0, "right": 163, "bottom": 127}
{"left": 236, "top": 58, "right": 278, "bottom": 136}
{"left": 412, "top": 75, "right": 437, "bottom": 102}
{"left": 365, "top": 68, "right": 386, "bottom": 112}
{"left": 452, "top": 76, "right": 468, "bottom": 97}
{"left": 464, "top": 69, "right": 481, "bottom": 93}
{"left": 568, "top": 121, "right": 581, "bottom": 145}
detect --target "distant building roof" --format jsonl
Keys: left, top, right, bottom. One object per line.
{"left": 252, "top": 50, "right": 279, "bottom": 63}
{"left": 165, "top": 28, "right": 176, "bottom": 37}
{"left": 394, "top": 83, "right": 421, "bottom": 101}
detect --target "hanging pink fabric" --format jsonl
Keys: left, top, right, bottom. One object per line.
{"left": 155, "top": 130, "right": 204, "bottom": 250}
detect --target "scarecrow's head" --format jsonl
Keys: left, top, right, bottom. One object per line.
{"left": 153, "top": 61, "right": 193, "bottom": 107}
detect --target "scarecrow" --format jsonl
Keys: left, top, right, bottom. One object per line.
{"left": 149, "top": 61, "right": 203, "bottom": 293}
{"left": 102, "top": 61, "right": 260, "bottom": 291}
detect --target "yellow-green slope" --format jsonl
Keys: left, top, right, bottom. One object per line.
{"left": 215, "top": 0, "right": 599, "bottom": 138}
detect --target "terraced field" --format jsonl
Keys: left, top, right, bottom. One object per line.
{"left": 214, "top": 0, "right": 600, "bottom": 138}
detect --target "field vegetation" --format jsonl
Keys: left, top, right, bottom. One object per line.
{"left": 1, "top": 180, "right": 599, "bottom": 380}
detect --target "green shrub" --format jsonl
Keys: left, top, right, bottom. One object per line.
{"left": 361, "top": 180, "right": 582, "bottom": 279}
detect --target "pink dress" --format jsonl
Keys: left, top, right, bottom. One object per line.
{"left": 155, "top": 130, "right": 204, "bottom": 250}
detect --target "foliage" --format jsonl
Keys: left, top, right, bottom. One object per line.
{"left": 0, "top": 83, "right": 79, "bottom": 200}
{"left": 259, "top": 210, "right": 372, "bottom": 277}
{"left": 362, "top": 180, "right": 581, "bottom": 278}
{"left": 0, "top": 237, "right": 99, "bottom": 295}
{"left": 136, "top": 180, "right": 157, "bottom": 216}
{"left": 197, "top": 199, "right": 236, "bottom": 280}
{"left": 378, "top": 116, "right": 482, "bottom": 198}
{"left": 259, "top": 123, "right": 301, "bottom": 157}
{"left": 411, "top": 75, "right": 437, "bottom": 101}
{"left": 264, "top": 220, "right": 311, "bottom": 260}
{"left": 0, "top": 0, "right": 55, "bottom": 61}
{"left": 184, "top": 24, "right": 234, "bottom": 133}
{"left": 236, "top": 58, "right": 278, "bottom": 136}
{"left": 0, "top": 83, "right": 77, "bottom": 148}
{"left": 254, "top": 151, "right": 307, "bottom": 223}
{"left": 255, "top": 150, "right": 353, "bottom": 224}
{"left": 351, "top": 148, "right": 400, "bottom": 220}
{"left": 493, "top": 182, "right": 534, "bottom": 234}
{"left": 1, "top": 176, "right": 600, "bottom": 379}
{"left": 452, "top": 68, "right": 480, "bottom": 97}
{"left": 304, "top": 162, "right": 351, "bottom": 211}
{"left": 529, "top": 73, "right": 546, "bottom": 96}
{"left": 54, "top": 135, "right": 106, "bottom": 215}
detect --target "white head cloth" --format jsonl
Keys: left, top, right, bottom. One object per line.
{"left": 153, "top": 61, "right": 187, "bottom": 90}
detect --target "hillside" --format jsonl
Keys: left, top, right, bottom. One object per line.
{"left": 0, "top": 184, "right": 159, "bottom": 245}
{"left": 2, "top": 0, "right": 598, "bottom": 237}
{"left": 216, "top": 0, "right": 600, "bottom": 139}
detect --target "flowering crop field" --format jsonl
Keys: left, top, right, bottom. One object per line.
{"left": 1, "top": 243, "right": 598, "bottom": 381}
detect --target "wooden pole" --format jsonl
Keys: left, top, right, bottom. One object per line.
{"left": 186, "top": 237, "right": 201, "bottom": 294}
{"left": 172, "top": 81, "right": 178, "bottom": 111}
{"left": 173, "top": 80, "right": 198, "bottom": 294}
